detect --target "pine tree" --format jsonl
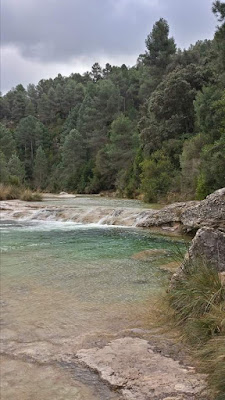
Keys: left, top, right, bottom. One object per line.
{"left": 0, "top": 151, "right": 9, "bottom": 183}
{"left": 0, "top": 123, "right": 16, "bottom": 160}
{"left": 61, "top": 129, "right": 86, "bottom": 190}
{"left": 8, "top": 154, "right": 25, "bottom": 184}
{"left": 33, "top": 146, "right": 48, "bottom": 189}
{"left": 144, "top": 18, "right": 176, "bottom": 69}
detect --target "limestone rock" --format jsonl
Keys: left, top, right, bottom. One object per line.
{"left": 188, "top": 227, "right": 225, "bottom": 272}
{"left": 136, "top": 201, "right": 198, "bottom": 230}
{"left": 171, "top": 227, "right": 225, "bottom": 287}
{"left": 137, "top": 188, "right": 225, "bottom": 232}
{"left": 76, "top": 337, "right": 206, "bottom": 400}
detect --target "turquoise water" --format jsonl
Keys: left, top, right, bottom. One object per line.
{"left": 1, "top": 220, "right": 185, "bottom": 302}
{"left": 0, "top": 213, "right": 186, "bottom": 399}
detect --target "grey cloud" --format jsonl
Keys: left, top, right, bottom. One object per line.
{"left": 2, "top": 0, "right": 157, "bottom": 62}
{"left": 2, "top": 0, "right": 216, "bottom": 64}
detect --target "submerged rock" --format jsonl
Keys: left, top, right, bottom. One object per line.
{"left": 76, "top": 337, "right": 206, "bottom": 400}
{"left": 131, "top": 249, "right": 168, "bottom": 260}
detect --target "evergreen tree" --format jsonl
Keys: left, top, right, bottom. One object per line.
{"left": 15, "top": 116, "right": 49, "bottom": 180}
{"left": 11, "top": 85, "right": 28, "bottom": 122}
{"left": 8, "top": 154, "right": 25, "bottom": 184}
{"left": 107, "top": 114, "right": 137, "bottom": 190}
{"left": 33, "top": 146, "right": 48, "bottom": 189}
{"left": 212, "top": 1, "right": 225, "bottom": 69}
{"left": 61, "top": 129, "right": 86, "bottom": 190}
{"left": 0, "top": 124, "right": 16, "bottom": 160}
{"left": 0, "top": 7, "right": 224, "bottom": 200}
{"left": 143, "top": 18, "right": 176, "bottom": 69}
{"left": 91, "top": 62, "right": 102, "bottom": 82}
{"left": 0, "top": 151, "right": 9, "bottom": 183}
{"left": 37, "top": 93, "right": 51, "bottom": 123}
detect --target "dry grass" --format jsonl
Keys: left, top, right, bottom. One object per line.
{"left": 0, "top": 184, "right": 21, "bottom": 200}
{"left": 0, "top": 184, "right": 42, "bottom": 201}
{"left": 20, "top": 189, "right": 42, "bottom": 202}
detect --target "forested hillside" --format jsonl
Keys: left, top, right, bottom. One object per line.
{"left": 1, "top": 1, "right": 225, "bottom": 202}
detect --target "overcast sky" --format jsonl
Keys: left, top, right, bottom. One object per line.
{"left": 1, "top": 0, "right": 217, "bottom": 94}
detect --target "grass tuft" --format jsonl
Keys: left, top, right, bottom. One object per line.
{"left": 169, "top": 261, "right": 225, "bottom": 323}
{"left": 20, "top": 189, "right": 42, "bottom": 202}
{"left": 159, "top": 260, "right": 225, "bottom": 400}
{"left": 0, "top": 184, "right": 20, "bottom": 200}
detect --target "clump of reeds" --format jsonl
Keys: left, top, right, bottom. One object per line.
{"left": 166, "top": 260, "right": 225, "bottom": 400}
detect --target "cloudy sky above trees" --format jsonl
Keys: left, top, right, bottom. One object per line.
{"left": 2, "top": 0, "right": 216, "bottom": 93}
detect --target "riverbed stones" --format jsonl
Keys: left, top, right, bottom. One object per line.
{"left": 76, "top": 337, "right": 206, "bottom": 400}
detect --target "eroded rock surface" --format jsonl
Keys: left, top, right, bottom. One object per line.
{"left": 77, "top": 337, "right": 207, "bottom": 400}
{"left": 187, "top": 227, "right": 225, "bottom": 272}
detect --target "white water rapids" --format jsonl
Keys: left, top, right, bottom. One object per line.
{"left": 0, "top": 200, "right": 157, "bottom": 228}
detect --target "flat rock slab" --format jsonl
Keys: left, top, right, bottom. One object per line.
{"left": 76, "top": 337, "right": 207, "bottom": 400}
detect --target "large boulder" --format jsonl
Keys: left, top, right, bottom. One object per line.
{"left": 181, "top": 188, "right": 225, "bottom": 232}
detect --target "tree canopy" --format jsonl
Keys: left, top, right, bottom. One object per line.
{"left": 1, "top": 3, "right": 224, "bottom": 201}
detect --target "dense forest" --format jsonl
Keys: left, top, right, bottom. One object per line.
{"left": 1, "top": 1, "right": 225, "bottom": 202}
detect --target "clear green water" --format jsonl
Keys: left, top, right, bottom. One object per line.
{"left": 0, "top": 213, "right": 186, "bottom": 399}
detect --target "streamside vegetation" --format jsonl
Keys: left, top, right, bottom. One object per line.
{"left": 163, "top": 261, "right": 225, "bottom": 400}
{"left": 0, "top": 2, "right": 225, "bottom": 202}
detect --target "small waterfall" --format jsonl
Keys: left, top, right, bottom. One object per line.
{"left": 0, "top": 201, "right": 158, "bottom": 228}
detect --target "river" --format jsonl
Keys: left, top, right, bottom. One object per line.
{"left": 0, "top": 195, "right": 187, "bottom": 399}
